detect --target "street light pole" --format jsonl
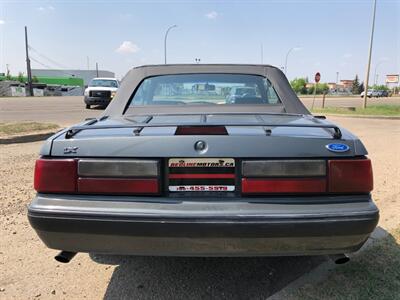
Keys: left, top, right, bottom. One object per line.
{"left": 164, "top": 25, "right": 177, "bottom": 64}
{"left": 284, "top": 48, "right": 294, "bottom": 75}
{"left": 363, "top": 0, "right": 377, "bottom": 109}
{"left": 374, "top": 60, "right": 386, "bottom": 86}
{"left": 284, "top": 47, "right": 301, "bottom": 76}
{"left": 260, "top": 43, "right": 263, "bottom": 64}
{"left": 336, "top": 72, "right": 339, "bottom": 93}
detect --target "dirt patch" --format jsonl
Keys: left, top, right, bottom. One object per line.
{"left": 275, "top": 226, "right": 400, "bottom": 300}
{"left": 0, "top": 116, "right": 399, "bottom": 299}
{"left": 329, "top": 116, "right": 400, "bottom": 230}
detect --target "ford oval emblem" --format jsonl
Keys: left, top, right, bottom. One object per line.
{"left": 326, "top": 143, "right": 350, "bottom": 153}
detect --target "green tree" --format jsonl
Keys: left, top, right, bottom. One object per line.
{"left": 17, "top": 72, "right": 25, "bottom": 83}
{"left": 359, "top": 82, "right": 365, "bottom": 94}
{"left": 371, "top": 84, "right": 389, "bottom": 91}
{"left": 290, "top": 78, "right": 308, "bottom": 94}
{"left": 32, "top": 76, "right": 39, "bottom": 83}
{"left": 319, "top": 83, "right": 329, "bottom": 94}
{"left": 352, "top": 75, "right": 360, "bottom": 94}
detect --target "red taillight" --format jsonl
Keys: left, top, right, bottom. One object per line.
{"left": 242, "top": 178, "right": 326, "bottom": 194}
{"left": 328, "top": 159, "right": 373, "bottom": 193}
{"left": 34, "top": 159, "right": 77, "bottom": 193}
{"left": 34, "top": 158, "right": 160, "bottom": 195}
{"left": 77, "top": 178, "right": 159, "bottom": 195}
{"left": 175, "top": 126, "right": 228, "bottom": 135}
{"left": 241, "top": 158, "right": 373, "bottom": 195}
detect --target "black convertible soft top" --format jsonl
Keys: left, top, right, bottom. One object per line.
{"left": 104, "top": 64, "right": 310, "bottom": 117}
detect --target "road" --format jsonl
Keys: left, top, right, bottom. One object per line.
{"left": 1, "top": 96, "right": 399, "bottom": 126}
{"left": 0, "top": 96, "right": 99, "bottom": 126}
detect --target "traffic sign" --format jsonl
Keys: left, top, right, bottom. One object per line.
{"left": 315, "top": 72, "right": 321, "bottom": 83}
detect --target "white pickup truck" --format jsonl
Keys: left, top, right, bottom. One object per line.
{"left": 84, "top": 77, "right": 119, "bottom": 109}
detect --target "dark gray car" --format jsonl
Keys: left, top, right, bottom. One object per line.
{"left": 28, "top": 64, "right": 378, "bottom": 263}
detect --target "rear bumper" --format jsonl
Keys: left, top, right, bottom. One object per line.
{"left": 84, "top": 96, "right": 111, "bottom": 106}
{"left": 28, "top": 194, "right": 379, "bottom": 256}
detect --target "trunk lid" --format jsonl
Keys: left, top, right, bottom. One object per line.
{"left": 49, "top": 114, "right": 362, "bottom": 158}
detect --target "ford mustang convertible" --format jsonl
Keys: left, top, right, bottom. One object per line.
{"left": 28, "top": 64, "right": 379, "bottom": 263}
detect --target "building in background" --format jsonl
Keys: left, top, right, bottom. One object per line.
{"left": 32, "top": 69, "right": 115, "bottom": 86}
{"left": 339, "top": 80, "right": 353, "bottom": 90}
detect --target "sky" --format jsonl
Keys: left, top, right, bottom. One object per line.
{"left": 0, "top": 0, "right": 399, "bottom": 84}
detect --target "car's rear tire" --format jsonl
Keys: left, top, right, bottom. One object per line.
{"left": 86, "top": 104, "right": 91, "bottom": 109}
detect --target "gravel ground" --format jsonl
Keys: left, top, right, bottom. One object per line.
{"left": 0, "top": 116, "right": 399, "bottom": 299}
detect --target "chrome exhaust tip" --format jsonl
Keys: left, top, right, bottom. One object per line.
{"left": 330, "top": 254, "right": 350, "bottom": 264}
{"left": 55, "top": 251, "right": 77, "bottom": 263}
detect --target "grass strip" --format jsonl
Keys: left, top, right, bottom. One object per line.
{"left": 0, "top": 122, "right": 59, "bottom": 136}
{"left": 312, "top": 105, "right": 400, "bottom": 116}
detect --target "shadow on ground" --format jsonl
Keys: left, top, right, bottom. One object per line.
{"left": 275, "top": 227, "right": 400, "bottom": 300}
{"left": 91, "top": 254, "right": 325, "bottom": 299}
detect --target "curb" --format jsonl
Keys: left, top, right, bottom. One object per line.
{"left": 267, "top": 227, "right": 389, "bottom": 300}
{"left": 0, "top": 131, "right": 57, "bottom": 145}
{"left": 318, "top": 114, "right": 400, "bottom": 120}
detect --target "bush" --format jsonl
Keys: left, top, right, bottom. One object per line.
{"left": 290, "top": 78, "right": 308, "bottom": 94}
{"left": 308, "top": 83, "right": 329, "bottom": 95}
{"left": 17, "top": 72, "right": 25, "bottom": 83}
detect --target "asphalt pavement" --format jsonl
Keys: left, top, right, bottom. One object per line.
{"left": 0, "top": 96, "right": 99, "bottom": 126}
{"left": 1, "top": 95, "right": 399, "bottom": 126}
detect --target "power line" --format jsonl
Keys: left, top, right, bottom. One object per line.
{"left": 29, "top": 55, "right": 53, "bottom": 69}
{"left": 28, "top": 44, "right": 69, "bottom": 69}
{"left": 29, "top": 55, "right": 76, "bottom": 77}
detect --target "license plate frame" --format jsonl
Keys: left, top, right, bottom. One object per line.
{"left": 168, "top": 158, "right": 236, "bottom": 192}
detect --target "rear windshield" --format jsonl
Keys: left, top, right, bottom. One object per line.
{"left": 129, "top": 74, "right": 281, "bottom": 106}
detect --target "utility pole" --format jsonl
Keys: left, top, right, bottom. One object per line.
{"left": 24, "top": 26, "right": 33, "bottom": 96}
{"left": 87, "top": 56, "right": 90, "bottom": 70}
{"left": 363, "top": 0, "right": 377, "bottom": 109}
{"left": 95, "top": 62, "right": 99, "bottom": 77}
{"left": 260, "top": 43, "right": 263, "bottom": 64}
{"left": 164, "top": 25, "right": 177, "bottom": 64}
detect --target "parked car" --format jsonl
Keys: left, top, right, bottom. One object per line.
{"left": 376, "top": 90, "right": 389, "bottom": 97}
{"left": 361, "top": 89, "right": 389, "bottom": 98}
{"left": 83, "top": 77, "right": 119, "bottom": 109}
{"left": 360, "top": 89, "right": 374, "bottom": 98}
{"left": 28, "top": 64, "right": 378, "bottom": 264}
